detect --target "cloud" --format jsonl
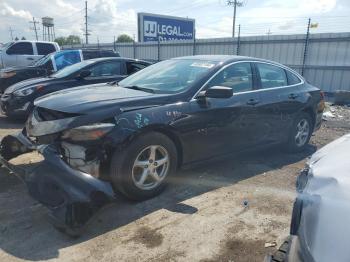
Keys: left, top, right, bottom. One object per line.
{"left": 54, "top": 0, "right": 79, "bottom": 12}
{"left": 0, "top": 2, "right": 32, "bottom": 20}
{"left": 87, "top": 0, "right": 137, "bottom": 40}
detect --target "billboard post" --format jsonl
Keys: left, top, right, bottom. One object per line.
{"left": 138, "top": 12, "right": 195, "bottom": 42}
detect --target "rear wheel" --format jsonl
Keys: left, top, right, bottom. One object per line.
{"left": 286, "top": 112, "right": 313, "bottom": 152}
{"left": 110, "top": 132, "right": 177, "bottom": 200}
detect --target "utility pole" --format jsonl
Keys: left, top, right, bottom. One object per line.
{"left": 9, "top": 27, "right": 14, "bottom": 41}
{"left": 29, "top": 17, "right": 39, "bottom": 40}
{"left": 84, "top": 1, "right": 90, "bottom": 44}
{"left": 227, "top": 0, "right": 243, "bottom": 38}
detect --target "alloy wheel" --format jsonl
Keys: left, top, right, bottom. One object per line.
{"left": 295, "top": 119, "right": 310, "bottom": 147}
{"left": 132, "top": 145, "right": 170, "bottom": 190}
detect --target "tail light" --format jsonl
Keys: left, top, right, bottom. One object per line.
{"left": 318, "top": 91, "right": 325, "bottom": 112}
{"left": 320, "top": 91, "right": 325, "bottom": 100}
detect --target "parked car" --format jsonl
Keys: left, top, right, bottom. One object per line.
{"left": 0, "top": 49, "right": 120, "bottom": 93}
{"left": 0, "top": 55, "right": 324, "bottom": 235}
{"left": 266, "top": 133, "right": 350, "bottom": 262}
{"left": 0, "top": 41, "right": 60, "bottom": 69}
{"left": 0, "top": 57, "right": 151, "bottom": 118}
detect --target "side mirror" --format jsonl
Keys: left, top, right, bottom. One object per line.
{"left": 77, "top": 70, "right": 91, "bottom": 79}
{"left": 200, "top": 86, "right": 233, "bottom": 99}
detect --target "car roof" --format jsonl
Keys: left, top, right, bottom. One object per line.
{"left": 87, "top": 57, "right": 151, "bottom": 63}
{"left": 172, "top": 55, "right": 283, "bottom": 66}
{"left": 14, "top": 40, "right": 57, "bottom": 44}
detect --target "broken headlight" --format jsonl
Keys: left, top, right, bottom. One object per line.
{"left": 61, "top": 123, "right": 115, "bottom": 142}
{"left": 0, "top": 71, "right": 16, "bottom": 78}
{"left": 13, "top": 85, "right": 45, "bottom": 97}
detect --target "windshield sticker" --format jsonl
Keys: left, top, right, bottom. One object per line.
{"left": 190, "top": 62, "right": 215, "bottom": 69}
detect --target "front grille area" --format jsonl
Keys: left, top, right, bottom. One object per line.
{"left": 35, "top": 107, "right": 80, "bottom": 121}
{"left": 36, "top": 133, "right": 60, "bottom": 145}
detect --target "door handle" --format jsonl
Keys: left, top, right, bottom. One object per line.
{"left": 27, "top": 57, "right": 34, "bottom": 60}
{"left": 246, "top": 99, "right": 260, "bottom": 106}
{"left": 288, "top": 93, "right": 299, "bottom": 99}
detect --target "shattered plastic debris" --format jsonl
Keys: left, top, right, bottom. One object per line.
{"left": 322, "top": 111, "right": 335, "bottom": 121}
{"left": 265, "top": 242, "right": 277, "bottom": 248}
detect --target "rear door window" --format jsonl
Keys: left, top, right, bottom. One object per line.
{"left": 89, "top": 61, "right": 121, "bottom": 77}
{"left": 256, "top": 63, "right": 287, "bottom": 89}
{"left": 286, "top": 70, "right": 302, "bottom": 85}
{"left": 6, "top": 42, "right": 34, "bottom": 55}
{"left": 36, "top": 43, "right": 56, "bottom": 55}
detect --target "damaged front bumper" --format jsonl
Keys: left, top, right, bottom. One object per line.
{"left": 0, "top": 131, "right": 115, "bottom": 236}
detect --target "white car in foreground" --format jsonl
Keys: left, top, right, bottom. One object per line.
{"left": 267, "top": 133, "right": 350, "bottom": 262}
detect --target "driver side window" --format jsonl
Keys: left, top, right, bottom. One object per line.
{"left": 90, "top": 62, "right": 121, "bottom": 77}
{"left": 207, "top": 62, "right": 253, "bottom": 93}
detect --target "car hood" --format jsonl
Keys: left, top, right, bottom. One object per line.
{"left": 27, "top": 84, "right": 168, "bottom": 136}
{"left": 299, "top": 133, "right": 350, "bottom": 262}
{"left": 5, "top": 77, "right": 52, "bottom": 94}
{"left": 35, "top": 84, "right": 157, "bottom": 114}
{"left": 0, "top": 65, "right": 38, "bottom": 73}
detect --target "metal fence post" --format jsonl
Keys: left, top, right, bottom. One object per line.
{"left": 193, "top": 37, "right": 196, "bottom": 56}
{"left": 193, "top": 29, "right": 196, "bottom": 55}
{"left": 302, "top": 18, "right": 311, "bottom": 76}
{"left": 133, "top": 41, "right": 136, "bottom": 59}
{"left": 236, "top": 24, "right": 241, "bottom": 55}
{"left": 157, "top": 38, "right": 160, "bottom": 61}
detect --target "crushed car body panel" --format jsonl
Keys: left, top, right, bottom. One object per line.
{"left": 290, "top": 133, "right": 350, "bottom": 262}
{"left": 0, "top": 133, "right": 115, "bottom": 235}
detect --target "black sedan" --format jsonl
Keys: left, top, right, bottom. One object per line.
{"left": 0, "top": 55, "right": 324, "bottom": 235}
{"left": 0, "top": 49, "right": 120, "bottom": 93}
{"left": 0, "top": 57, "right": 151, "bottom": 118}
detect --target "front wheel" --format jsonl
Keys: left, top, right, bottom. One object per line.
{"left": 286, "top": 113, "right": 313, "bottom": 152}
{"left": 110, "top": 132, "right": 177, "bottom": 200}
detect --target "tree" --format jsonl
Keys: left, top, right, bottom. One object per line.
{"left": 116, "top": 34, "right": 133, "bottom": 43}
{"left": 54, "top": 35, "right": 81, "bottom": 46}
{"left": 21, "top": 37, "right": 26, "bottom": 40}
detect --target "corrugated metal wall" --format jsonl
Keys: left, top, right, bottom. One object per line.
{"left": 63, "top": 32, "right": 350, "bottom": 92}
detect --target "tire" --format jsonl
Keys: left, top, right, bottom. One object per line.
{"left": 269, "top": 236, "right": 291, "bottom": 262}
{"left": 110, "top": 132, "right": 177, "bottom": 201}
{"left": 286, "top": 112, "right": 313, "bottom": 153}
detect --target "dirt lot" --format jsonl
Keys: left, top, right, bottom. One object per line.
{"left": 0, "top": 106, "right": 349, "bottom": 262}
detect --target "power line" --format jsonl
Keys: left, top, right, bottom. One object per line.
{"left": 29, "top": 17, "right": 40, "bottom": 40}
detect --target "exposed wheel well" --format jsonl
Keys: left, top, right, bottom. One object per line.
{"left": 147, "top": 127, "right": 183, "bottom": 168}
{"left": 301, "top": 107, "right": 315, "bottom": 130}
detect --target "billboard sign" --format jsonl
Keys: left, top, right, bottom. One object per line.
{"left": 138, "top": 13, "right": 195, "bottom": 42}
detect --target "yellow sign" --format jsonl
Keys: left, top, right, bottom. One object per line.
{"left": 310, "top": 23, "right": 318, "bottom": 28}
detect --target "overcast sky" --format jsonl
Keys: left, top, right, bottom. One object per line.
{"left": 1, "top": 0, "right": 350, "bottom": 43}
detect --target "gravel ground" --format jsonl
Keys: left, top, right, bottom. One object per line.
{"left": 0, "top": 106, "right": 349, "bottom": 262}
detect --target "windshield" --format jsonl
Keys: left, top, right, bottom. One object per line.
{"left": 33, "top": 54, "right": 52, "bottom": 66}
{"left": 0, "top": 42, "right": 13, "bottom": 51}
{"left": 51, "top": 60, "right": 94, "bottom": 78}
{"left": 118, "top": 59, "right": 218, "bottom": 94}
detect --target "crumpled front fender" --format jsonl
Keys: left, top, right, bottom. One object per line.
{"left": 0, "top": 133, "right": 115, "bottom": 236}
